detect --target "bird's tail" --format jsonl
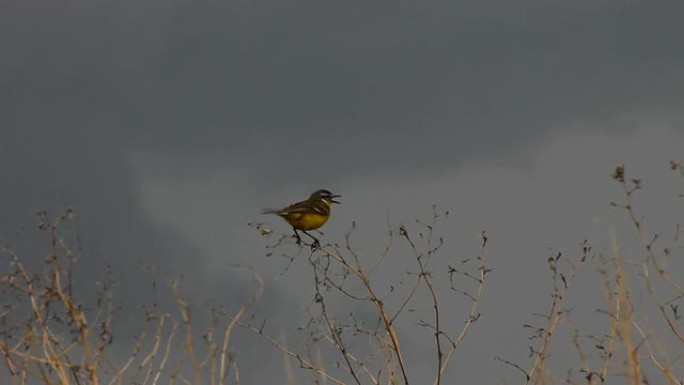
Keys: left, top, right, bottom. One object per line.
{"left": 262, "top": 208, "right": 280, "bottom": 215}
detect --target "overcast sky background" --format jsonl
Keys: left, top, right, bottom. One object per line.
{"left": 2, "top": 0, "right": 684, "bottom": 383}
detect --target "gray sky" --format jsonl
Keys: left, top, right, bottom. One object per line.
{"left": 2, "top": 0, "right": 684, "bottom": 383}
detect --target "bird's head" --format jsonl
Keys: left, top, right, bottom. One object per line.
{"left": 311, "top": 189, "right": 341, "bottom": 204}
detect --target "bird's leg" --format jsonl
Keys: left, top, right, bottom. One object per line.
{"left": 292, "top": 228, "right": 303, "bottom": 245}
{"left": 302, "top": 231, "right": 321, "bottom": 249}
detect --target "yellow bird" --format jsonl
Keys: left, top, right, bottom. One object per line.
{"left": 263, "top": 189, "right": 341, "bottom": 248}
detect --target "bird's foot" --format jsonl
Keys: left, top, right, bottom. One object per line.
{"left": 310, "top": 239, "right": 321, "bottom": 250}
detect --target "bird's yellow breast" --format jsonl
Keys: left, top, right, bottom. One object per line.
{"left": 279, "top": 212, "right": 330, "bottom": 231}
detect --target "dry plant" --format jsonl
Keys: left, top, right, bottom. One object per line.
{"left": 249, "top": 207, "right": 490, "bottom": 385}
{"left": 493, "top": 238, "right": 592, "bottom": 385}
{"left": 3, "top": 160, "right": 682, "bottom": 385}
{"left": 0, "top": 208, "right": 263, "bottom": 385}
{"left": 496, "top": 161, "right": 684, "bottom": 385}
{"left": 606, "top": 162, "right": 684, "bottom": 385}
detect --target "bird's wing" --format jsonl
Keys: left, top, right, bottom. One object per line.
{"left": 279, "top": 200, "right": 329, "bottom": 215}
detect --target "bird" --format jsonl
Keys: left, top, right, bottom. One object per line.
{"left": 263, "top": 189, "right": 341, "bottom": 248}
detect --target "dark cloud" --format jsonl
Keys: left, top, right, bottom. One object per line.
{"left": 4, "top": 1, "right": 683, "bottom": 175}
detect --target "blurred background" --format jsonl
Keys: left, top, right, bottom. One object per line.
{"left": 2, "top": 0, "right": 683, "bottom": 383}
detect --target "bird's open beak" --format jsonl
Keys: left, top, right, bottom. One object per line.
{"left": 331, "top": 194, "right": 341, "bottom": 204}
